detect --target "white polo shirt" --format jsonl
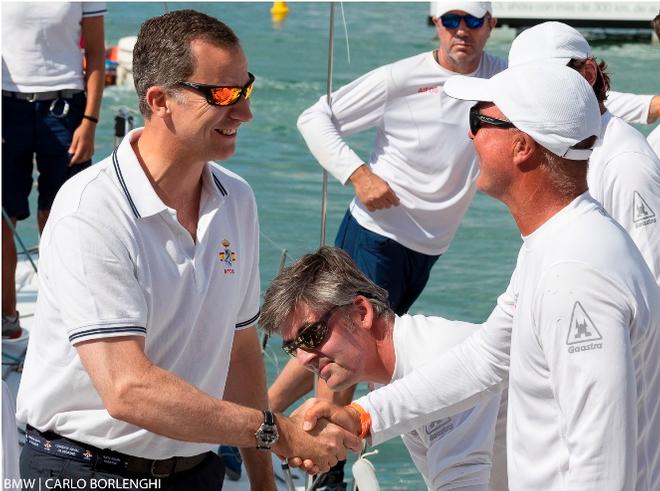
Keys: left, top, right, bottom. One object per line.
{"left": 2, "top": 2, "right": 107, "bottom": 92}
{"left": 16, "top": 128, "right": 261, "bottom": 459}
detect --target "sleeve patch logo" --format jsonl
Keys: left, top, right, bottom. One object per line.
{"left": 218, "top": 238, "right": 237, "bottom": 274}
{"left": 566, "top": 301, "right": 603, "bottom": 353}
{"left": 633, "top": 191, "right": 656, "bottom": 228}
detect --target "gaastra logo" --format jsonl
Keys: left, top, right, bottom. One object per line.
{"left": 566, "top": 301, "right": 603, "bottom": 354}
{"left": 82, "top": 450, "right": 93, "bottom": 460}
{"left": 218, "top": 239, "right": 237, "bottom": 274}
{"left": 632, "top": 191, "right": 656, "bottom": 228}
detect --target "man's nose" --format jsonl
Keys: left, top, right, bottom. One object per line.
{"left": 296, "top": 348, "right": 317, "bottom": 367}
{"left": 230, "top": 96, "right": 253, "bottom": 122}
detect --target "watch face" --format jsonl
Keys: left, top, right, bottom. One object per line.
{"left": 256, "top": 411, "right": 279, "bottom": 449}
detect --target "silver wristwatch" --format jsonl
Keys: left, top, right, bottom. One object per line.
{"left": 255, "top": 410, "right": 279, "bottom": 450}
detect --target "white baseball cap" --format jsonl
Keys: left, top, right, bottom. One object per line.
{"left": 432, "top": 2, "right": 492, "bottom": 18}
{"left": 444, "top": 63, "right": 601, "bottom": 160}
{"left": 509, "top": 22, "right": 592, "bottom": 67}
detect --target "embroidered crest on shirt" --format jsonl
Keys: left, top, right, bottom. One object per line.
{"left": 632, "top": 191, "right": 656, "bottom": 228}
{"left": 566, "top": 301, "right": 603, "bottom": 353}
{"left": 218, "top": 239, "right": 237, "bottom": 274}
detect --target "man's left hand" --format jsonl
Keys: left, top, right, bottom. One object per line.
{"left": 69, "top": 119, "right": 96, "bottom": 165}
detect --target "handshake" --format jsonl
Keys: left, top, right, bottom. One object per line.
{"left": 273, "top": 398, "right": 367, "bottom": 474}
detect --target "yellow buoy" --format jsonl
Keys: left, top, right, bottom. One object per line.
{"left": 271, "top": 1, "right": 289, "bottom": 24}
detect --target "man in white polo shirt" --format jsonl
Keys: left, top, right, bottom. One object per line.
{"left": 297, "top": 64, "right": 660, "bottom": 489}
{"left": 16, "top": 10, "right": 359, "bottom": 490}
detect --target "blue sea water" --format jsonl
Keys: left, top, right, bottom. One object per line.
{"left": 9, "top": 3, "right": 660, "bottom": 489}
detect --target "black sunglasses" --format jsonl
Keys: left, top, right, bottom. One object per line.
{"left": 440, "top": 13, "right": 487, "bottom": 29}
{"left": 469, "top": 104, "right": 516, "bottom": 136}
{"left": 282, "top": 304, "right": 347, "bottom": 357}
{"left": 177, "top": 72, "right": 255, "bottom": 107}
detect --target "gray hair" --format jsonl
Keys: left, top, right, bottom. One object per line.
{"left": 538, "top": 135, "right": 596, "bottom": 198}
{"left": 260, "top": 246, "right": 393, "bottom": 335}
{"left": 133, "top": 9, "right": 241, "bottom": 118}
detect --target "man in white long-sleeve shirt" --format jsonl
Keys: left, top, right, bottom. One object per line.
{"left": 508, "top": 22, "right": 660, "bottom": 285}
{"left": 297, "top": 1, "right": 502, "bottom": 317}
{"left": 261, "top": 246, "right": 501, "bottom": 490}
{"left": 284, "top": 4, "right": 504, "bottom": 486}
{"left": 298, "top": 64, "right": 660, "bottom": 490}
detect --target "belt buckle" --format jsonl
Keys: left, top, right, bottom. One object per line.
{"left": 150, "top": 458, "right": 174, "bottom": 478}
{"left": 49, "top": 98, "right": 70, "bottom": 118}
{"left": 27, "top": 93, "right": 38, "bottom": 103}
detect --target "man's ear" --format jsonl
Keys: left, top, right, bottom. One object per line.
{"left": 353, "top": 295, "right": 374, "bottom": 330}
{"left": 581, "top": 59, "right": 598, "bottom": 87}
{"left": 145, "top": 86, "right": 172, "bottom": 118}
{"left": 513, "top": 132, "right": 538, "bottom": 171}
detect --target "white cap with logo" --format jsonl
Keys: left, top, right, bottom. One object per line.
{"left": 444, "top": 63, "right": 601, "bottom": 160}
{"left": 431, "top": 2, "right": 492, "bottom": 18}
{"left": 508, "top": 21, "right": 592, "bottom": 67}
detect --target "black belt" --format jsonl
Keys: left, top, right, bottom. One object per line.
{"left": 26, "top": 426, "right": 208, "bottom": 478}
{"left": 2, "top": 89, "right": 83, "bottom": 102}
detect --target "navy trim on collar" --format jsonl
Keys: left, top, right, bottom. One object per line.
{"left": 236, "top": 310, "right": 260, "bottom": 329}
{"left": 113, "top": 149, "right": 141, "bottom": 219}
{"left": 212, "top": 174, "right": 228, "bottom": 197}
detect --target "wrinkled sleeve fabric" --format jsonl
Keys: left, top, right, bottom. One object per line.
{"left": 297, "top": 66, "right": 389, "bottom": 184}
{"left": 356, "top": 280, "right": 516, "bottom": 445}
{"left": 45, "top": 215, "right": 147, "bottom": 345}
{"left": 606, "top": 91, "right": 653, "bottom": 125}
{"left": 533, "top": 262, "right": 636, "bottom": 490}
{"left": 596, "top": 151, "right": 660, "bottom": 283}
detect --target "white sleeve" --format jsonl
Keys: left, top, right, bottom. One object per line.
{"left": 45, "top": 215, "right": 148, "bottom": 345}
{"left": 356, "top": 285, "right": 514, "bottom": 445}
{"left": 533, "top": 262, "right": 636, "bottom": 490}
{"left": 605, "top": 91, "right": 653, "bottom": 125}
{"left": 235, "top": 194, "right": 261, "bottom": 330}
{"left": 297, "top": 66, "right": 389, "bottom": 184}
{"left": 596, "top": 152, "right": 660, "bottom": 283}
{"left": 82, "top": 2, "right": 107, "bottom": 17}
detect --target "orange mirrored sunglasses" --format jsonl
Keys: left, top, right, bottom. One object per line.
{"left": 177, "top": 72, "right": 255, "bottom": 106}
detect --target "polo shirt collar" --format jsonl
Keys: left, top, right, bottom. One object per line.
{"left": 113, "top": 128, "right": 228, "bottom": 219}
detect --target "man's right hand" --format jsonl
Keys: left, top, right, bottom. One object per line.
{"left": 349, "top": 165, "right": 400, "bottom": 211}
{"left": 272, "top": 411, "right": 361, "bottom": 475}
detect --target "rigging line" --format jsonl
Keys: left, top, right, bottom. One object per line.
{"left": 339, "top": 2, "right": 351, "bottom": 64}
{"left": 260, "top": 230, "right": 290, "bottom": 259}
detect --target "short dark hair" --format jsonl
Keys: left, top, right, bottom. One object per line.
{"left": 653, "top": 12, "right": 660, "bottom": 38}
{"left": 567, "top": 57, "right": 610, "bottom": 103}
{"left": 133, "top": 9, "right": 241, "bottom": 118}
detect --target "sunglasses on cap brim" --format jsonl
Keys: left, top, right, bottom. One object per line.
{"left": 177, "top": 72, "right": 255, "bottom": 107}
{"left": 469, "top": 104, "right": 516, "bottom": 136}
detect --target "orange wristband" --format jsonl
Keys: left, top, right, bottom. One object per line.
{"left": 348, "top": 402, "right": 371, "bottom": 439}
